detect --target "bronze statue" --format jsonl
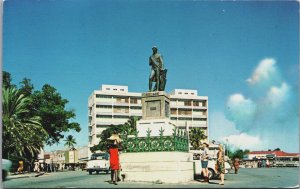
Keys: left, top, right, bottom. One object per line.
{"left": 148, "top": 46, "right": 167, "bottom": 91}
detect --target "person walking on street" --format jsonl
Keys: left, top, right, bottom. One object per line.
{"left": 217, "top": 144, "right": 225, "bottom": 185}
{"left": 201, "top": 142, "right": 210, "bottom": 183}
{"left": 107, "top": 131, "right": 122, "bottom": 185}
{"left": 233, "top": 158, "right": 240, "bottom": 174}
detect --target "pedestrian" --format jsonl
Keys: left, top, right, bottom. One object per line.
{"left": 217, "top": 144, "right": 225, "bottom": 185}
{"left": 34, "top": 161, "right": 40, "bottom": 173}
{"left": 200, "top": 142, "right": 210, "bottom": 183}
{"left": 233, "top": 158, "right": 240, "bottom": 174}
{"left": 107, "top": 131, "right": 122, "bottom": 185}
{"left": 266, "top": 159, "right": 270, "bottom": 168}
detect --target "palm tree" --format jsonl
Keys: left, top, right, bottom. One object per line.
{"left": 63, "top": 135, "right": 77, "bottom": 170}
{"left": 2, "top": 87, "right": 48, "bottom": 160}
{"left": 123, "top": 116, "right": 139, "bottom": 135}
{"left": 63, "top": 135, "right": 77, "bottom": 149}
{"left": 189, "top": 127, "right": 207, "bottom": 150}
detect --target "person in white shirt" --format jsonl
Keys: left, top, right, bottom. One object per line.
{"left": 201, "top": 142, "right": 210, "bottom": 183}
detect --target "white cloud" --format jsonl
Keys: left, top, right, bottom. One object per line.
{"left": 246, "top": 58, "right": 276, "bottom": 85}
{"left": 209, "top": 111, "right": 239, "bottom": 142}
{"left": 226, "top": 94, "right": 256, "bottom": 131}
{"left": 221, "top": 133, "right": 262, "bottom": 150}
{"left": 265, "top": 82, "right": 289, "bottom": 107}
{"left": 221, "top": 58, "right": 298, "bottom": 152}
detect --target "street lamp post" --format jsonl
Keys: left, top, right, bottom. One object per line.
{"left": 226, "top": 138, "right": 229, "bottom": 156}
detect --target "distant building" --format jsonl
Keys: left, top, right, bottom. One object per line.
{"left": 88, "top": 84, "right": 209, "bottom": 154}
{"left": 78, "top": 146, "right": 89, "bottom": 169}
{"left": 243, "top": 150, "right": 299, "bottom": 168}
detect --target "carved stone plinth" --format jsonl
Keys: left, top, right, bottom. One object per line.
{"left": 142, "top": 91, "right": 170, "bottom": 120}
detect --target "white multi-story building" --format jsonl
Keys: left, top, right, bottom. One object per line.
{"left": 88, "top": 85, "right": 208, "bottom": 150}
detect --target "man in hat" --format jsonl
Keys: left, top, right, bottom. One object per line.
{"left": 149, "top": 46, "right": 164, "bottom": 91}
{"left": 107, "top": 131, "right": 122, "bottom": 185}
{"left": 201, "top": 142, "right": 210, "bottom": 183}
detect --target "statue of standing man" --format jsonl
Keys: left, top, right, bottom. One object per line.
{"left": 149, "top": 46, "right": 167, "bottom": 91}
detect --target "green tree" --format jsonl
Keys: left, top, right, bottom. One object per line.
{"left": 189, "top": 127, "right": 207, "bottom": 150}
{"left": 63, "top": 135, "right": 77, "bottom": 149}
{"left": 228, "top": 148, "right": 250, "bottom": 160}
{"left": 91, "top": 116, "right": 139, "bottom": 153}
{"left": 31, "top": 84, "right": 81, "bottom": 145}
{"left": 2, "top": 86, "right": 48, "bottom": 160}
{"left": 2, "top": 71, "right": 16, "bottom": 89}
{"left": 97, "top": 125, "right": 123, "bottom": 152}
{"left": 19, "top": 78, "right": 34, "bottom": 97}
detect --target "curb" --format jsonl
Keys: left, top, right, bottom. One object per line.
{"left": 7, "top": 172, "right": 46, "bottom": 180}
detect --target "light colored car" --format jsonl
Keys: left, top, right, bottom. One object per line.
{"left": 86, "top": 153, "right": 110, "bottom": 175}
{"left": 2, "top": 159, "right": 12, "bottom": 181}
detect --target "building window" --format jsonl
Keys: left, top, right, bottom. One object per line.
{"left": 116, "top": 97, "right": 129, "bottom": 103}
{"left": 96, "top": 115, "right": 112, "bottom": 118}
{"left": 130, "top": 98, "right": 138, "bottom": 104}
{"left": 171, "top": 109, "right": 177, "bottom": 115}
{"left": 120, "top": 89, "right": 124, "bottom": 91}
{"left": 193, "top": 101, "right": 199, "bottom": 106}
{"left": 193, "top": 118, "right": 207, "bottom": 121}
{"left": 114, "top": 107, "right": 129, "bottom": 113}
{"left": 113, "top": 115, "right": 130, "bottom": 118}
{"left": 178, "top": 109, "right": 192, "bottom": 115}
{"left": 96, "top": 94, "right": 112, "bottom": 98}
{"left": 178, "top": 117, "right": 192, "bottom": 120}
{"left": 96, "top": 105, "right": 112, "bottom": 109}
{"left": 184, "top": 101, "right": 192, "bottom": 106}
{"left": 130, "top": 106, "right": 141, "bottom": 110}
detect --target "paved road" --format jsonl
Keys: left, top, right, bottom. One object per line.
{"left": 2, "top": 167, "right": 299, "bottom": 188}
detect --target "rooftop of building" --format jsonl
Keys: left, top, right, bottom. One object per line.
{"left": 248, "top": 150, "right": 299, "bottom": 157}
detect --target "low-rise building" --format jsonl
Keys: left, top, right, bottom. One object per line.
{"left": 243, "top": 150, "right": 299, "bottom": 168}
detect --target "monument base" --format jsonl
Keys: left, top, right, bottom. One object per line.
{"left": 136, "top": 119, "right": 176, "bottom": 137}
{"left": 120, "top": 152, "right": 194, "bottom": 184}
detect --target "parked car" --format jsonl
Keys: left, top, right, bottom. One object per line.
{"left": 86, "top": 153, "right": 110, "bottom": 175}
{"left": 2, "top": 159, "right": 12, "bottom": 181}
{"left": 192, "top": 154, "right": 231, "bottom": 180}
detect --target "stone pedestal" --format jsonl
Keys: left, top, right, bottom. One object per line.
{"left": 120, "top": 152, "right": 194, "bottom": 183}
{"left": 120, "top": 91, "right": 193, "bottom": 184}
{"left": 142, "top": 91, "right": 170, "bottom": 120}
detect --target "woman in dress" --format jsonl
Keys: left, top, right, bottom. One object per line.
{"left": 217, "top": 144, "right": 225, "bottom": 185}
{"left": 107, "top": 131, "right": 122, "bottom": 185}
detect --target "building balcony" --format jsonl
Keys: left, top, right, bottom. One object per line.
{"left": 176, "top": 114, "right": 193, "bottom": 118}
{"left": 113, "top": 102, "right": 130, "bottom": 107}
{"left": 192, "top": 115, "right": 207, "bottom": 119}
{"left": 96, "top": 102, "right": 113, "bottom": 106}
{"left": 172, "top": 105, "right": 193, "bottom": 109}
{"left": 192, "top": 106, "right": 207, "bottom": 110}
{"left": 113, "top": 112, "right": 130, "bottom": 116}
{"left": 95, "top": 111, "right": 113, "bottom": 115}
{"left": 129, "top": 103, "right": 142, "bottom": 107}
{"left": 129, "top": 112, "right": 142, "bottom": 116}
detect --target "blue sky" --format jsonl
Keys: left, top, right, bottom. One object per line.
{"left": 3, "top": 0, "right": 299, "bottom": 152}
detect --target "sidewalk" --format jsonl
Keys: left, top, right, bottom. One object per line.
{"left": 7, "top": 172, "right": 47, "bottom": 180}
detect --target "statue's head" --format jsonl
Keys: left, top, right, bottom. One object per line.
{"left": 152, "top": 46, "right": 158, "bottom": 53}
